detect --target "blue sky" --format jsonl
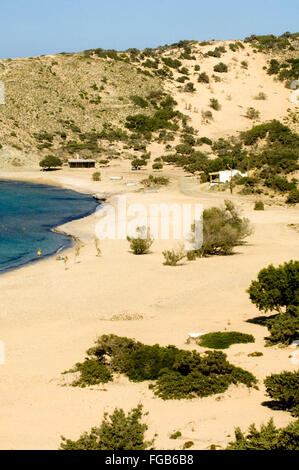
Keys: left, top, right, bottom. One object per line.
{"left": 0, "top": 0, "right": 298, "bottom": 59}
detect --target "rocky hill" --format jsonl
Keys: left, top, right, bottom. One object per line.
{"left": 0, "top": 33, "right": 298, "bottom": 169}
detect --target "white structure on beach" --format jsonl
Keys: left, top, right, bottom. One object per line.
{"left": 209, "top": 169, "right": 248, "bottom": 185}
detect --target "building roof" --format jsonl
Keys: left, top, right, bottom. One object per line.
{"left": 68, "top": 159, "right": 96, "bottom": 163}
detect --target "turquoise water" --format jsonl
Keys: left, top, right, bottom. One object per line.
{"left": 0, "top": 180, "right": 99, "bottom": 273}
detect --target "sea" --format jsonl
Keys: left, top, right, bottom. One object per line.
{"left": 0, "top": 179, "right": 99, "bottom": 273}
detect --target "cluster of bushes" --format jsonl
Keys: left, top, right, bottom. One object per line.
{"left": 267, "top": 57, "right": 299, "bottom": 84}
{"left": 244, "top": 32, "right": 299, "bottom": 51}
{"left": 125, "top": 95, "right": 180, "bottom": 138}
{"left": 226, "top": 418, "right": 299, "bottom": 450}
{"left": 248, "top": 260, "right": 299, "bottom": 345}
{"left": 60, "top": 405, "right": 153, "bottom": 450}
{"left": 205, "top": 46, "right": 226, "bottom": 58}
{"left": 229, "top": 42, "right": 245, "bottom": 52}
{"left": 64, "top": 334, "right": 257, "bottom": 400}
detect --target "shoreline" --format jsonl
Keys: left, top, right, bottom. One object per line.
{"left": 0, "top": 175, "right": 103, "bottom": 275}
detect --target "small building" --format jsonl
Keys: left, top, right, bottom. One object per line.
{"left": 68, "top": 159, "right": 96, "bottom": 169}
{"left": 209, "top": 170, "right": 247, "bottom": 184}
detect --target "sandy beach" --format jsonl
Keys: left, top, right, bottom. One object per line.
{"left": 0, "top": 163, "right": 298, "bottom": 450}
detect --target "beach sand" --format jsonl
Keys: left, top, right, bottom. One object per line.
{"left": 0, "top": 164, "right": 298, "bottom": 450}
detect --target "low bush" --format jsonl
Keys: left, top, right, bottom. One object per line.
{"left": 264, "top": 370, "right": 299, "bottom": 416}
{"left": 209, "top": 98, "right": 221, "bottom": 111}
{"left": 214, "top": 63, "right": 228, "bottom": 73}
{"left": 163, "top": 246, "right": 186, "bottom": 266}
{"left": 193, "top": 200, "right": 253, "bottom": 256}
{"left": 64, "top": 359, "right": 112, "bottom": 387}
{"left": 184, "top": 82, "right": 196, "bottom": 93}
{"left": 198, "top": 72, "right": 210, "bottom": 83}
{"left": 127, "top": 226, "right": 153, "bottom": 255}
{"left": 286, "top": 188, "right": 299, "bottom": 204}
{"left": 65, "top": 335, "right": 257, "bottom": 400}
{"left": 60, "top": 405, "right": 153, "bottom": 450}
{"left": 254, "top": 200, "right": 264, "bottom": 210}
{"left": 265, "top": 307, "right": 299, "bottom": 345}
{"left": 198, "top": 332, "right": 255, "bottom": 349}
{"left": 152, "top": 162, "right": 163, "bottom": 170}
{"left": 246, "top": 107, "right": 260, "bottom": 120}
{"left": 141, "top": 174, "right": 169, "bottom": 187}
{"left": 92, "top": 171, "right": 101, "bottom": 181}
{"left": 226, "top": 418, "right": 299, "bottom": 450}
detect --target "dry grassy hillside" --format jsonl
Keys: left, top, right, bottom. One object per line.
{"left": 0, "top": 35, "right": 298, "bottom": 168}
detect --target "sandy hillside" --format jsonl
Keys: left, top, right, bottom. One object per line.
{"left": 0, "top": 162, "right": 298, "bottom": 450}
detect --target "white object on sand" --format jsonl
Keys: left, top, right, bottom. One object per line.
{"left": 290, "top": 340, "right": 299, "bottom": 348}
{"left": 126, "top": 182, "right": 139, "bottom": 186}
{"left": 188, "top": 332, "right": 204, "bottom": 339}
{"left": 110, "top": 176, "right": 123, "bottom": 180}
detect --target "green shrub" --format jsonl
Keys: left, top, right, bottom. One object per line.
{"left": 64, "top": 359, "right": 112, "bottom": 387}
{"left": 264, "top": 371, "right": 299, "bottom": 416}
{"left": 141, "top": 174, "right": 169, "bottom": 187}
{"left": 246, "top": 107, "right": 260, "bottom": 120}
{"left": 214, "top": 62, "right": 228, "bottom": 73}
{"left": 209, "top": 98, "right": 221, "bottom": 111}
{"left": 130, "top": 95, "right": 149, "bottom": 108}
{"left": 194, "top": 200, "right": 253, "bottom": 256}
{"left": 198, "top": 332, "right": 255, "bottom": 349}
{"left": 131, "top": 158, "right": 147, "bottom": 170}
{"left": 286, "top": 188, "right": 299, "bottom": 204}
{"left": 92, "top": 171, "right": 101, "bottom": 181}
{"left": 198, "top": 137, "right": 212, "bottom": 145}
{"left": 152, "top": 162, "right": 163, "bottom": 170}
{"left": 247, "top": 260, "right": 299, "bottom": 314}
{"left": 163, "top": 247, "right": 186, "bottom": 266}
{"left": 170, "top": 431, "right": 182, "bottom": 439}
{"left": 254, "top": 200, "right": 264, "bottom": 210}
{"left": 254, "top": 92, "right": 267, "bottom": 100}
{"left": 184, "top": 82, "right": 196, "bottom": 93}
{"left": 60, "top": 405, "right": 153, "bottom": 450}
{"left": 127, "top": 226, "right": 153, "bottom": 254}
{"left": 198, "top": 72, "right": 210, "bottom": 83}
{"left": 226, "top": 418, "right": 299, "bottom": 450}
{"left": 265, "top": 307, "right": 299, "bottom": 345}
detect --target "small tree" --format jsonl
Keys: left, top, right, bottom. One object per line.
{"left": 39, "top": 155, "right": 62, "bottom": 170}
{"left": 60, "top": 405, "right": 154, "bottom": 450}
{"left": 152, "top": 162, "right": 163, "bottom": 170}
{"left": 127, "top": 226, "right": 153, "bottom": 255}
{"left": 247, "top": 260, "right": 299, "bottom": 314}
{"left": 131, "top": 158, "right": 147, "bottom": 170}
